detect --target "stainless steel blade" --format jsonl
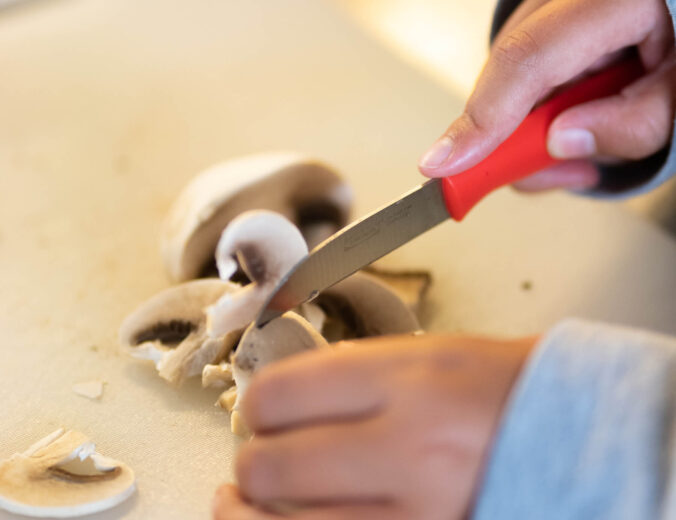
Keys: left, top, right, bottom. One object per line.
{"left": 255, "top": 178, "right": 449, "bottom": 326}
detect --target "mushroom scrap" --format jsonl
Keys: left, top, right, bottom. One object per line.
{"left": 121, "top": 153, "right": 430, "bottom": 436}
{"left": 0, "top": 429, "right": 135, "bottom": 518}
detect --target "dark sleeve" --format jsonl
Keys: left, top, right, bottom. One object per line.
{"left": 489, "top": 0, "right": 675, "bottom": 196}
{"left": 490, "top": 0, "right": 523, "bottom": 42}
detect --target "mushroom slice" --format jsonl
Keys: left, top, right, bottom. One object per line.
{"left": 315, "top": 271, "right": 422, "bottom": 342}
{"left": 298, "top": 302, "right": 326, "bottom": 333}
{"left": 0, "top": 429, "right": 135, "bottom": 518}
{"left": 229, "top": 312, "right": 328, "bottom": 433}
{"left": 363, "top": 267, "right": 431, "bottom": 313}
{"left": 206, "top": 211, "right": 308, "bottom": 337}
{"left": 161, "top": 152, "right": 353, "bottom": 282}
{"left": 215, "top": 386, "right": 238, "bottom": 411}
{"left": 202, "top": 361, "right": 233, "bottom": 389}
{"left": 119, "top": 279, "right": 242, "bottom": 385}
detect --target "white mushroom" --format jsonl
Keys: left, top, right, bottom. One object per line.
{"left": 161, "top": 152, "right": 352, "bottom": 282}
{"left": 314, "top": 271, "right": 422, "bottom": 342}
{"left": 0, "top": 429, "right": 135, "bottom": 518}
{"left": 119, "top": 279, "right": 242, "bottom": 385}
{"left": 298, "top": 302, "right": 326, "bottom": 333}
{"left": 206, "top": 210, "right": 308, "bottom": 337}
{"left": 228, "top": 312, "right": 329, "bottom": 434}
{"left": 364, "top": 267, "right": 431, "bottom": 313}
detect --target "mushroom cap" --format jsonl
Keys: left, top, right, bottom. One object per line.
{"left": 119, "top": 279, "right": 242, "bottom": 385}
{"left": 161, "top": 152, "right": 353, "bottom": 282}
{"left": 315, "top": 271, "right": 422, "bottom": 341}
{"left": 0, "top": 429, "right": 135, "bottom": 518}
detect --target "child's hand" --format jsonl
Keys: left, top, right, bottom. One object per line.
{"left": 419, "top": 0, "right": 675, "bottom": 192}
{"left": 212, "top": 334, "right": 536, "bottom": 520}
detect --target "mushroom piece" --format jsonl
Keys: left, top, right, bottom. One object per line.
{"left": 363, "top": 267, "right": 431, "bottom": 313}
{"left": 297, "top": 302, "right": 326, "bottom": 333}
{"left": 202, "top": 361, "right": 233, "bottom": 389}
{"left": 314, "top": 271, "right": 422, "bottom": 342}
{"left": 0, "top": 429, "right": 135, "bottom": 518}
{"left": 227, "top": 312, "right": 329, "bottom": 435}
{"left": 71, "top": 381, "right": 105, "bottom": 400}
{"left": 161, "top": 152, "right": 353, "bottom": 282}
{"left": 206, "top": 210, "right": 308, "bottom": 337}
{"left": 119, "top": 279, "right": 243, "bottom": 385}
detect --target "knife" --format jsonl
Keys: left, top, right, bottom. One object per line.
{"left": 255, "top": 56, "right": 644, "bottom": 327}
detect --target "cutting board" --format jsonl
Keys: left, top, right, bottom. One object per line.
{"left": 1, "top": 1, "right": 675, "bottom": 518}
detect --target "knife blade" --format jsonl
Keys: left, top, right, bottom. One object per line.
{"left": 255, "top": 179, "right": 449, "bottom": 326}
{"left": 255, "top": 56, "right": 644, "bottom": 328}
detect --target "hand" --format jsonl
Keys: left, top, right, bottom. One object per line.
{"left": 212, "top": 334, "right": 536, "bottom": 520}
{"left": 419, "top": 0, "right": 675, "bottom": 192}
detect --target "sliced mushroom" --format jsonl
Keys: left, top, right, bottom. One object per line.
{"left": 206, "top": 210, "right": 308, "bottom": 337}
{"left": 0, "top": 429, "right": 135, "bottom": 518}
{"left": 161, "top": 152, "right": 352, "bottom": 282}
{"left": 215, "top": 386, "right": 237, "bottom": 411}
{"left": 119, "top": 279, "right": 242, "bottom": 385}
{"left": 298, "top": 302, "right": 326, "bottom": 333}
{"left": 363, "top": 267, "right": 431, "bottom": 313}
{"left": 228, "top": 312, "right": 328, "bottom": 434}
{"left": 315, "top": 271, "right": 422, "bottom": 342}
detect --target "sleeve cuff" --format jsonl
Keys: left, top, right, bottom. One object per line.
{"left": 472, "top": 319, "right": 676, "bottom": 520}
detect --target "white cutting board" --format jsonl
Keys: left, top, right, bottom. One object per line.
{"left": 0, "top": 1, "right": 674, "bottom": 518}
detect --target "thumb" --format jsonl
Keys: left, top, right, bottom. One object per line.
{"left": 547, "top": 61, "right": 675, "bottom": 161}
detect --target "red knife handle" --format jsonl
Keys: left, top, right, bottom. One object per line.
{"left": 441, "top": 56, "right": 644, "bottom": 221}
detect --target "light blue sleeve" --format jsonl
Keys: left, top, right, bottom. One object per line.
{"left": 472, "top": 319, "right": 676, "bottom": 520}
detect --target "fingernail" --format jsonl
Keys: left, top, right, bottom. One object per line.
{"left": 419, "top": 136, "right": 453, "bottom": 169}
{"left": 548, "top": 129, "right": 596, "bottom": 159}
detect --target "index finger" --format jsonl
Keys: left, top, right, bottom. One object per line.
{"left": 419, "top": 0, "right": 663, "bottom": 177}
{"left": 240, "top": 340, "right": 390, "bottom": 433}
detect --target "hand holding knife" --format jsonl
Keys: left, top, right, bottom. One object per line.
{"left": 256, "top": 56, "right": 644, "bottom": 327}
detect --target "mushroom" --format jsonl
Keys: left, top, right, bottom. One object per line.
{"left": 312, "top": 271, "right": 422, "bottom": 342}
{"left": 364, "top": 267, "right": 431, "bottom": 313}
{"left": 0, "top": 429, "right": 135, "bottom": 518}
{"left": 297, "top": 302, "right": 326, "bottom": 333}
{"left": 119, "top": 279, "right": 243, "bottom": 385}
{"left": 161, "top": 152, "right": 352, "bottom": 282}
{"left": 227, "top": 312, "right": 329, "bottom": 435}
{"left": 206, "top": 210, "right": 308, "bottom": 337}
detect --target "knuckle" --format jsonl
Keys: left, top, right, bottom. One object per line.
{"left": 493, "top": 29, "right": 542, "bottom": 72}
{"left": 624, "top": 103, "right": 671, "bottom": 159}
